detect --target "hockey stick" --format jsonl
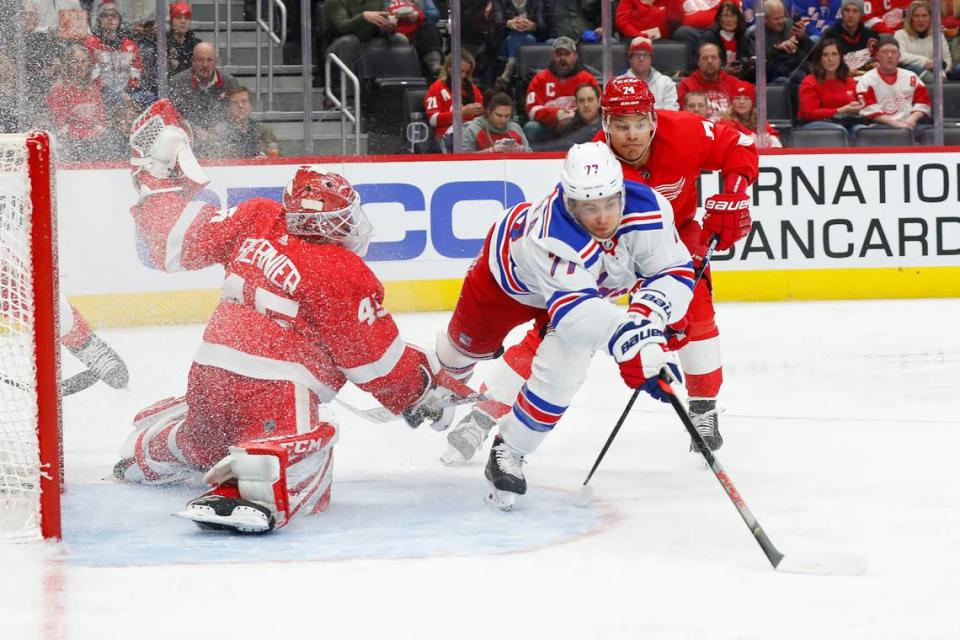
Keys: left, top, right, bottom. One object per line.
{"left": 657, "top": 369, "right": 867, "bottom": 576}
{"left": 575, "top": 237, "right": 720, "bottom": 507}
{"left": 333, "top": 391, "right": 489, "bottom": 425}
{"left": 2, "top": 369, "right": 100, "bottom": 397}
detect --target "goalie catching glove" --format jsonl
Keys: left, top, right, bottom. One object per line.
{"left": 608, "top": 305, "right": 682, "bottom": 403}
{"left": 129, "top": 98, "right": 209, "bottom": 199}
{"left": 401, "top": 346, "right": 478, "bottom": 431}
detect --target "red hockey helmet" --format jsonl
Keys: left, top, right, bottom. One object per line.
{"left": 600, "top": 76, "right": 656, "bottom": 118}
{"left": 283, "top": 166, "right": 373, "bottom": 256}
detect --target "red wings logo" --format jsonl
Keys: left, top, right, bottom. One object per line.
{"left": 652, "top": 177, "right": 686, "bottom": 201}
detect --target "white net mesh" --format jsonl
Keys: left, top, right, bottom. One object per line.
{"left": 0, "top": 134, "right": 41, "bottom": 542}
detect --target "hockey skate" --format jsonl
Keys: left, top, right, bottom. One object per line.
{"left": 484, "top": 436, "right": 526, "bottom": 512}
{"left": 174, "top": 484, "right": 275, "bottom": 534}
{"left": 67, "top": 333, "right": 129, "bottom": 389}
{"left": 440, "top": 407, "right": 497, "bottom": 466}
{"left": 688, "top": 398, "right": 723, "bottom": 452}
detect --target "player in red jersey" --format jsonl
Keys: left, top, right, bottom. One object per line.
{"left": 114, "top": 100, "right": 470, "bottom": 533}
{"left": 439, "top": 76, "right": 758, "bottom": 465}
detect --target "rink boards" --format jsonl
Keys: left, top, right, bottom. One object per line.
{"left": 57, "top": 149, "right": 960, "bottom": 326}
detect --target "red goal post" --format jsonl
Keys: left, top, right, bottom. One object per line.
{"left": 0, "top": 131, "right": 63, "bottom": 541}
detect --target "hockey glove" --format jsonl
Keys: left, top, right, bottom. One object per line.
{"left": 129, "top": 99, "right": 209, "bottom": 199}
{"left": 402, "top": 347, "right": 478, "bottom": 431}
{"left": 609, "top": 314, "right": 681, "bottom": 403}
{"left": 700, "top": 192, "right": 751, "bottom": 251}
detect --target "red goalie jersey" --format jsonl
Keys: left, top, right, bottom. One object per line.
{"left": 130, "top": 190, "right": 428, "bottom": 416}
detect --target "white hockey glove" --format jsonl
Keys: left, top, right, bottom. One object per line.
{"left": 129, "top": 99, "right": 209, "bottom": 199}
{"left": 608, "top": 308, "right": 682, "bottom": 402}
{"left": 402, "top": 346, "right": 478, "bottom": 431}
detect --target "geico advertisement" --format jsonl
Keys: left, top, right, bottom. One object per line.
{"left": 55, "top": 153, "right": 960, "bottom": 297}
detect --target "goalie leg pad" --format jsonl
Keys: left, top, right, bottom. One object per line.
{"left": 115, "top": 397, "right": 197, "bottom": 485}
{"left": 179, "top": 423, "right": 338, "bottom": 533}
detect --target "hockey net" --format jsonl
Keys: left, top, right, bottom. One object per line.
{"left": 0, "top": 132, "right": 61, "bottom": 542}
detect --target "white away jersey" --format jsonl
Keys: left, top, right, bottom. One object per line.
{"left": 487, "top": 181, "right": 695, "bottom": 353}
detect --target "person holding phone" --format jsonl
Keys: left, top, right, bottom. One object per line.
{"left": 463, "top": 90, "right": 532, "bottom": 153}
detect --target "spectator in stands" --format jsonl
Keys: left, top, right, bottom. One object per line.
{"left": 523, "top": 36, "right": 600, "bottom": 142}
{"left": 532, "top": 83, "right": 605, "bottom": 151}
{"left": 424, "top": 50, "right": 485, "bottom": 142}
{"left": 128, "top": 19, "right": 159, "bottom": 97}
{"left": 623, "top": 36, "right": 679, "bottom": 110}
{"left": 683, "top": 90, "right": 711, "bottom": 116}
{"left": 674, "top": 0, "right": 730, "bottom": 69}
{"left": 167, "top": 2, "right": 201, "bottom": 77}
{"left": 387, "top": 0, "right": 443, "bottom": 76}
{"left": 4, "top": 0, "right": 62, "bottom": 129}
{"left": 797, "top": 38, "right": 866, "bottom": 133}
{"left": 47, "top": 43, "right": 108, "bottom": 161}
{"left": 895, "top": 0, "right": 953, "bottom": 80}
{"left": 700, "top": 1, "right": 754, "bottom": 79}
{"left": 823, "top": 0, "right": 880, "bottom": 76}
{"left": 493, "top": 0, "right": 547, "bottom": 83}
{"left": 857, "top": 35, "right": 931, "bottom": 138}
{"left": 324, "top": 0, "right": 406, "bottom": 76}
{"left": 747, "top": 0, "right": 815, "bottom": 82}
{"left": 615, "top": 0, "right": 680, "bottom": 42}
{"left": 463, "top": 90, "right": 532, "bottom": 152}
{"left": 949, "top": 14, "right": 960, "bottom": 78}
{"left": 170, "top": 42, "right": 239, "bottom": 145}
{"left": 83, "top": 0, "right": 150, "bottom": 105}
{"left": 101, "top": 91, "right": 142, "bottom": 159}
{"left": 550, "top": 0, "right": 602, "bottom": 42}
{"left": 790, "top": 0, "right": 842, "bottom": 41}
{"left": 0, "top": 52, "right": 16, "bottom": 133}
{"left": 206, "top": 86, "right": 280, "bottom": 159}
{"left": 677, "top": 42, "right": 741, "bottom": 119}
{"left": 720, "top": 80, "right": 784, "bottom": 146}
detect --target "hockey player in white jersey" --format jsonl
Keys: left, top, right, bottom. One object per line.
{"left": 435, "top": 142, "right": 695, "bottom": 509}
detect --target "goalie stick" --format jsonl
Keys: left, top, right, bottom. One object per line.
{"left": 333, "top": 391, "right": 489, "bottom": 425}
{"left": 576, "top": 237, "right": 719, "bottom": 507}
{"left": 657, "top": 369, "right": 867, "bottom": 576}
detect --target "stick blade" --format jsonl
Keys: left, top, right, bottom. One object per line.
{"left": 776, "top": 551, "right": 868, "bottom": 576}
{"left": 573, "top": 484, "right": 594, "bottom": 508}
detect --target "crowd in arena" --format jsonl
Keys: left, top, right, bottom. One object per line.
{"left": 0, "top": 0, "right": 278, "bottom": 161}
{"left": 1, "top": 0, "right": 959, "bottom": 158}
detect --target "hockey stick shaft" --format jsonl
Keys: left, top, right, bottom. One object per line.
{"left": 657, "top": 370, "right": 785, "bottom": 570}
{"left": 334, "top": 392, "right": 489, "bottom": 424}
{"left": 2, "top": 369, "right": 100, "bottom": 397}
{"left": 578, "top": 236, "right": 719, "bottom": 490}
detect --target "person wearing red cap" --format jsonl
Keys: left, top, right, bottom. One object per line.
{"left": 623, "top": 36, "right": 679, "bottom": 110}
{"left": 168, "top": 2, "right": 202, "bottom": 77}
{"left": 719, "top": 80, "right": 783, "bottom": 147}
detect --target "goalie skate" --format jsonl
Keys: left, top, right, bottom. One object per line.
{"left": 483, "top": 436, "right": 526, "bottom": 512}
{"left": 174, "top": 485, "right": 275, "bottom": 534}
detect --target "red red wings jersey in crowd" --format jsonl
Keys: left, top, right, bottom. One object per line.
{"left": 863, "top": 0, "right": 912, "bottom": 32}
{"left": 594, "top": 109, "right": 758, "bottom": 228}
{"left": 424, "top": 78, "right": 484, "bottom": 139}
{"left": 130, "top": 192, "right": 427, "bottom": 413}
{"left": 525, "top": 69, "right": 599, "bottom": 128}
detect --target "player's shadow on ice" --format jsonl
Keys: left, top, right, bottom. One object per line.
{"left": 61, "top": 476, "right": 613, "bottom": 567}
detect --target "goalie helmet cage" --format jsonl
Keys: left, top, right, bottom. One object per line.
{"left": 0, "top": 131, "right": 63, "bottom": 542}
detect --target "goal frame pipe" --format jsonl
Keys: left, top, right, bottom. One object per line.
{"left": 27, "top": 131, "right": 63, "bottom": 540}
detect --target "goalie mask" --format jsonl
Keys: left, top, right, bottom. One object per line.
{"left": 283, "top": 166, "right": 373, "bottom": 257}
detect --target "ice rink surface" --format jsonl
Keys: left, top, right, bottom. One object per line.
{"left": 3, "top": 299, "right": 959, "bottom": 640}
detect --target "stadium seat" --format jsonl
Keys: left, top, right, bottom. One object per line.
{"left": 765, "top": 84, "right": 793, "bottom": 127}
{"left": 920, "top": 126, "right": 960, "bottom": 146}
{"left": 402, "top": 88, "right": 435, "bottom": 154}
{"left": 943, "top": 82, "right": 960, "bottom": 124}
{"left": 578, "top": 42, "right": 628, "bottom": 77}
{"left": 855, "top": 126, "right": 914, "bottom": 147}
{"left": 651, "top": 40, "right": 688, "bottom": 77}
{"left": 360, "top": 44, "right": 427, "bottom": 90}
{"left": 517, "top": 44, "right": 554, "bottom": 81}
{"left": 790, "top": 127, "right": 849, "bottom": 147}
